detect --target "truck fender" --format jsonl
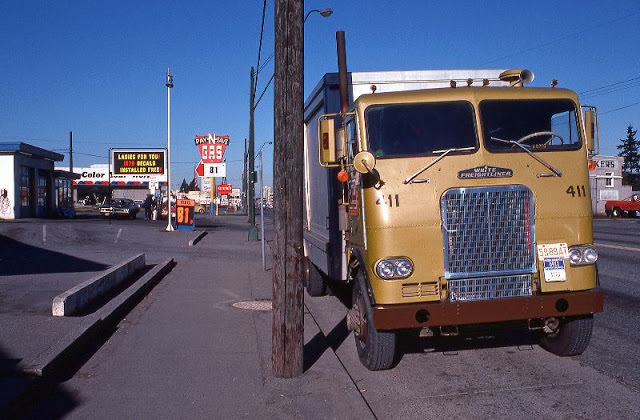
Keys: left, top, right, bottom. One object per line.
{"left": 349, "top": 249, "right": 376, "bottom": 306}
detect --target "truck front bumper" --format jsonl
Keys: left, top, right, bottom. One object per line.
{"left": 373, "top": 288, "right": 603, "bottom": 330}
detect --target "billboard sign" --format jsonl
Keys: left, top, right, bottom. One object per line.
{"left": 195, "top": 134, "right": 229, "bottom": 164}
{"left": 111, "top": 149, "right": 165, "bottom": 176}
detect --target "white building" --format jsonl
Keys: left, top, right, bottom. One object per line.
{"left": 588, "top": 155, "right": 633, "bottom": 215}
{"left": 0, "top": 142, "right": 78, "bottom": 219}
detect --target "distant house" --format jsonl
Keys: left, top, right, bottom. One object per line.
{"left": 0, "top": 142, "right": 79, "bottom": 219}
{"left": 588, "top": 155, "right": 633, "bottom": 215}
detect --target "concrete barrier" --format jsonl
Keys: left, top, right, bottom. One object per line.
{"left": 189, "top": 230, "right": 207, "bottom": 246}
{"left": 52, "top": 254, "right": 145, "bottom": 316}
{"left": 25, "top": 259, "right": 174, "bottom": 378}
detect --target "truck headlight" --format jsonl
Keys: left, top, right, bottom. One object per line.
{"left": 375, "top": 258, "right": 413, "bottom": 279}
{"left": 568, "top": 246, "right": 598, "bottom": 266}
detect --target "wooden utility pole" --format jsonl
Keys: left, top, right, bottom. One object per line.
{"left": 272, "top": 0, "right": 304, "bottom": 377}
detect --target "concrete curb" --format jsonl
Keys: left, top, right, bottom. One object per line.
{"left": 52, "top": 254, "right": 146, "bottom": 316}
{"left": 23, "top": 259, "right": 175, "bottom": 378}
{"left": 189, "top": 230, "right": 207, "bottom": 246}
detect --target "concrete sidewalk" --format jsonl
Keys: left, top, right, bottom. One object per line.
{"left": 2, "top": 215, "right": 373, "bottom": 418}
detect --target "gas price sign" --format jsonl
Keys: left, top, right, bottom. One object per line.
{"left": 175, "top": 199, "right": 195, "bottom": 231}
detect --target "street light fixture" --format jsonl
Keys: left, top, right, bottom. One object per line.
{"left": 304, "top": 8, "right": 333, "bottom": 22}
{"left": 165, "top": 68, "right": 174, "bottom": 232}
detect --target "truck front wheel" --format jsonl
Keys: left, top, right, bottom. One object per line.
{"left": 351, "top": 271, "right": 396, "bottom": 370}
{"left": 539, "top": 315, "right": 594, "bottom": 356}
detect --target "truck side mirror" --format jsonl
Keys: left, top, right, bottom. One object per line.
{"left": 318, "top": 115, "right": 345, "bottom": 167}
{"left": 583, "top": 107, "right": 599, "bottom": 156}
{"left": 319, "top": 118, "right": 336, "bottom": 164}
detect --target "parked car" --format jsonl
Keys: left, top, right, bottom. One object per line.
{"left": 605, "top": 194, "right": 640, "bottom": 217}
{"left": 194, "top": 203, "right": 210, "bottom": 214}
{"left": 99, "top": 198, "right": 139, "bottom": 218}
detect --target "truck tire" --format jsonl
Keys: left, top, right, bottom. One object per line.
{"left": 304, "top": 259, "right": 326, "bottom": 297}
{"left": 612, "top": 207, "right": 623, "bottom": 217}
{"left": 352, "top": 271, "right": 396, "bottom": 370}
{"left": 539, "top": 315, "right": 594, "bottom": 356}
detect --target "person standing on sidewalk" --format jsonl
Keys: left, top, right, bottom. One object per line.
{"left": 143, "top": 195, "right": 154, "bottom": 220}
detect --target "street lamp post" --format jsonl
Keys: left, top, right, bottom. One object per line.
{"left": 257, "top": 141, "right": 272, "bottom": 270}
{"left": 166, "top": 68, "right": 174, "bottom": 232}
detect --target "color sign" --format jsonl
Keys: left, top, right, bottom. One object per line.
{"left": 112, "top": 149, "right": 165, "bottom": 176}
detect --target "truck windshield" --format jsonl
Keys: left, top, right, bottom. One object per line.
{"left": 365, "top": 101, "right": 477, "bottom": 158}
{"left": 482, "top": 99, "right": 581, "bottom": 152}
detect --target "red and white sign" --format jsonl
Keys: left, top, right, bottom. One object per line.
{"left": 217, "top": 184, "right": 233, "bottom": 195}
{"left": 195, "top": 161, "right": 204, "bottom": 177}
{"left": 195, "top": 134, "right": 229, "bottom": 164}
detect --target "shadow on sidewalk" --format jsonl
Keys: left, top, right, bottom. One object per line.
{"left": 303, "top": 316, "right": 350, "bottom": 372}
{"left": 0, "top": 344, "right": 79, "bottom": 417}
{"left": 0, "top": 235, "right": 108, "bottom": 276}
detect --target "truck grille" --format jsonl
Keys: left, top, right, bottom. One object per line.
{"left": 448, "top": 274, "right": 532, "bottom": 302}
{"left": 441, "top": 185, "right": 535, "bottom": 280}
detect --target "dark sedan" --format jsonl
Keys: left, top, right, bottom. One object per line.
{"left": 99, "top": 198, "right": 139, "bottom": 218}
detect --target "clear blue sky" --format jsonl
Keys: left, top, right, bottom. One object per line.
{"left": 1, "top": 0, "right": 639, "bottom": 189}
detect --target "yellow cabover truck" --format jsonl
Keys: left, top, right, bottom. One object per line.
{"left": 303, "top": 66, "right": 603, "bottom": 370}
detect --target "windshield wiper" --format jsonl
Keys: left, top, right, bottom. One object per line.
{"left": 403, "top": 146, "right": 475, "bottom": 184}
{"left": 491, "top": 137, "right": 562, "bottom": 177}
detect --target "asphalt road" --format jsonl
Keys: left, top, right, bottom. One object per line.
{"left": 4, "top": 214, "right": 640, "bottom": 418}
{"left": 587, "top": 218, "right": 640, "bottom": 390}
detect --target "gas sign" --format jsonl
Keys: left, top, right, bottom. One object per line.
{"left": 195, "top": 134, "right": 230, "bottom": 164}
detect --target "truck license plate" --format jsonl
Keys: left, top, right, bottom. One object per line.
{"left": 543, "top": 257, "right": 566, "bottom": 282}
{"left": 537, "top": 243, "right": 568, "bottom": 282}
{"left": 536, "top": 243, "right": 569, "bottom": 260}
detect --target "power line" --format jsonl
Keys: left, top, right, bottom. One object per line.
{"left": 599, "top": 102, "right": 640, "bottom": 116}
{"left": 254, "top": 0, "right": 268, "bottom": 91}
{"left": 579, "top": 76, "right": 640, "bottom": 99}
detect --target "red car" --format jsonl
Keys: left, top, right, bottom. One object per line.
{"left": 605, "top": 194, "right": 640, "bottom": 217}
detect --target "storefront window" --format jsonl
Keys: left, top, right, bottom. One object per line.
{"left": 38, "top": 175, "right": 47, "bottom": 207}
{"left": 20, "top": 166, "right": 31, "bottom": 207}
